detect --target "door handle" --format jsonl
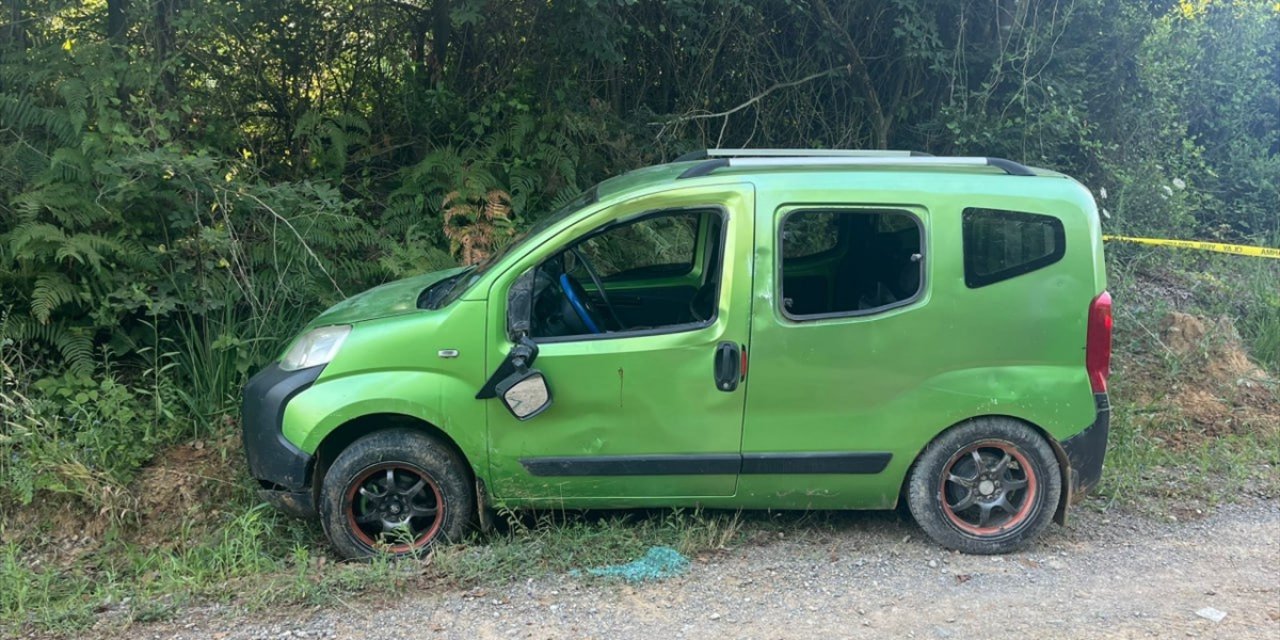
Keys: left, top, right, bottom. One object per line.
{"left": 713, "top": 341, "right": 740, "bottom": 392}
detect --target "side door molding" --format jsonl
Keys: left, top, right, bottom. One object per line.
{"left": 519, "top": 451, "right": 893, "bottom": 477}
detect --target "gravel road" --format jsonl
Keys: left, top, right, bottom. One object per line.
{"left": 142, "top": 502, "right": 1278, "bottom": 640}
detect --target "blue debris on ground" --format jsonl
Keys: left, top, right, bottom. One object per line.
{"left": 579, "top": 546, "right": 690, "bottom": 583}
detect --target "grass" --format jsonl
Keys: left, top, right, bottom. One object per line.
{"left": 1094, "top": 247, "right": 1280, "bottom": 515}
{"left": 1241, "top": 297, "right": 1280, "bottom": 373}
{"left": 1107, "top": 243, "right": 1280, "bottom": 371}
{"left": 5, "top": 406, "right": 1276, "bottom": 636}
{"left": 1096, "top": 399, "right": 1280, "bottom": 516}
{"left": 1, "top": 501, "right": 308, "bottom": 632}
{"left": 0, "top": 478, "right": 753, "bottom": 636}
{"left": 433, "top": 508, "right": 745, "bottom": 585}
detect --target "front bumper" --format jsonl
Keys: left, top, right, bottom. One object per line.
{"left": 241, "top": 362, "right": 324, "bottom": 518}
{"left": 1060, "top": 392, "right": 1110, "bottom": 503}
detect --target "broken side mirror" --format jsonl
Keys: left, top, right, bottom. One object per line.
{"left": 476, "top": 334, "right": 552, "bottom": 420}
{"left": 495, "top": 369, "right": 552, "bottom": 420}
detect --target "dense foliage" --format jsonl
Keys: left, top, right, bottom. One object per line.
{"left": 1, "top": 0, "right": 1278, "bottom": 506}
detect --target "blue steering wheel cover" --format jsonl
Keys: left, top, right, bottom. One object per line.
{"left": 560, "top": 273, "right": 601, "bottom": 334}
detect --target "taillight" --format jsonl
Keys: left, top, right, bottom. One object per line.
{"left": 1086, "top": 291, "right": 1113, "bottom": 393}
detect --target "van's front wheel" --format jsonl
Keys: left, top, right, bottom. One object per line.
{"left": 319, "top": 429, "right": 473, "bottom": 559}
{"left": 907, "top": 418, "right": 1061, "bottom": 554}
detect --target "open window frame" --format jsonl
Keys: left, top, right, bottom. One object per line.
{"left": 775, "top": 206, "right": 928, "bottom": 323}
{"left": 512, "top": 205, "right": 731, "bottom": 345}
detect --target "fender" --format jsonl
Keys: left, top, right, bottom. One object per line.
{"left": 281, "top": 368, "right": 490, "bottom": 480}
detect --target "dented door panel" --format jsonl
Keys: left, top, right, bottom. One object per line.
{"left": 482, "top": 184, "right": 756, "bottom": 501}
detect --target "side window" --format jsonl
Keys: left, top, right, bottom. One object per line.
{"left": 962, "top": 208, "right": 1065, "bottom": 288}
{"left": 528, "top": 209, "right": 724, "bottom": 340}
{"left": 779, "top": 209, "right": 923, "bottom": 319}
{"left": 781, "top": 211, "right": 840, "bottom": 258}
{"left": 574, "top": 212, "right": 699, "bottom": 281}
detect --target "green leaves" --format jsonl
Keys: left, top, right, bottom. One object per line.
{"left": 30, "top": 273, "right": 82, "bottom": 325}
{"left": 0, "top": 0, "right": 1275, "bottom": 517}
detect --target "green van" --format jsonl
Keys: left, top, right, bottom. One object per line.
{"left": 241, "top": 149, "right": 1112, "bottom": 558}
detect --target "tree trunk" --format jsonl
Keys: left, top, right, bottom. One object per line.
{"left": 108, "top": 0, "right": 128, "bottom": 43}
{"left": 0, "top": 0, "right": 22, "bottom": 92}
{"left": 813, "top": 0, "right": 891, "bottom": 149}
{"left": 107, "top": 0, "right": 130, "bottom": 107}
{"left": 3, "top": 0, "right": 26, "bottom": 52}
{"left": 429, "top": 0, "right": 451, "bottom": 84}
{"left": 155, "top": 0, "right": 178, "bottom": 96}
{"left": 413, "top": 20, "right": 427, "bottom": 79}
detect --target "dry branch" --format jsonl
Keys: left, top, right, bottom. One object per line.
{"left": 653, "top": 64, "right": 853, "bottom": 126}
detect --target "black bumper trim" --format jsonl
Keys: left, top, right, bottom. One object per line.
{"left": 241, "top": 362, "right": 323, "bottom": 492}
{"left": 258, "top": 487, "right": 318, "bottom": 519}
{"left": 1061, "top": 393, "right": 1110, "bottom": 498}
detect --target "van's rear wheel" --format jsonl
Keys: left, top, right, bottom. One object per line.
{"left": 907, "top": 417, "right": 1060, "bottom": 554}
{"left": 319, "top": 429, "right": 473, "bottom": 559}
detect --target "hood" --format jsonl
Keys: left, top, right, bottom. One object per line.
{"left": 309, "top": 267, "right": 469, "bottom": 327}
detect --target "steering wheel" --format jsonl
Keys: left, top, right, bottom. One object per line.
{"left": 559, "top": 272, "right": 607, "bottom": 334}
{"left": 569, "top": 247, "right": 624, "bottom": 330}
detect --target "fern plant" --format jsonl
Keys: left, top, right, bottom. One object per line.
{"left": 442, "top": 189, "right": 514, "bottom": 265}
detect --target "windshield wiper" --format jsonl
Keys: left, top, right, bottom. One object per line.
{"left": 419, "top": 272, "right": 465, "bottom": 309}
{"left": 422, "top": 267, "right": 481, "bottom": 310}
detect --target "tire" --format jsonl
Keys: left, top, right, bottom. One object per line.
{"left": 319, "top": 428, "right": 474, "bottom": 560}
{"left": 906, "top": 417, "right": 1061, "bottom": 555}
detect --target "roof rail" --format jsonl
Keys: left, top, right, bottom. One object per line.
{"left": 673, "top": 148, "right": 933, "bottom": 162}
{"left": 676, "top": 155, "right": 1037, "bottom": 179}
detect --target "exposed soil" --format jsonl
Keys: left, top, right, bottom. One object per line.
{"left": 3, "top": 431, "right": 247, "bottom": 567}
{"left": 131, "top": 432, "right": 246, "bottom": 549}
{"left": 1122, "top": 312, "right": 1279, "bottom": 448}
{"left": 121, "top": 501, "right": 1280, "bottom": 640}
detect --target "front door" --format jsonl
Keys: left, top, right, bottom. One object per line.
{"left": 484, "top": 184, "right": 755, "bottom": 503}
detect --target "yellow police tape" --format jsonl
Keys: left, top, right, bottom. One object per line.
{"left": 1103, "top": 235, "right": 1280, "bottom": 259}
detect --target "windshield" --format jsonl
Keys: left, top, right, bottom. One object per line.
{"left": 436, "top": 186, "right": 599, "bottom": 307}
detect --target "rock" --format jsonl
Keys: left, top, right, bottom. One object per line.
{"left": 928, "top": 559, "right": 938, "bottom": 569}
{"left": 1195, "top": 607, "right": 1227, "bottom": 623}
{"left": 709, "top": 613, "right": 721, "bottom": 621}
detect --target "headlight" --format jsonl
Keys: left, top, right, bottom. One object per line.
{"left": 280, "top": 325, "right": 351, "bottom": 371}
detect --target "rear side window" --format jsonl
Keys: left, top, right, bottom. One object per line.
{"left": 962, "top": 208, "right": 1065, "bottom": 288}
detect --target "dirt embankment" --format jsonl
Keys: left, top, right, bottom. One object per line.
{"left": 6, "top": 431, "right": 246, "bottom": 568}
{"left": 1126, "top": 311, "right": 1279, "bottom": 445}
